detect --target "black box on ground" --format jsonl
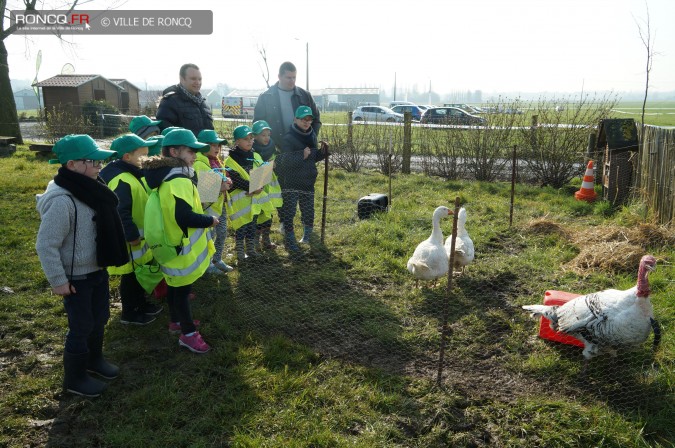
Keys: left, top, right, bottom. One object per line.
{"left": 357, "top": 193, "right": 388, "bottom": 219}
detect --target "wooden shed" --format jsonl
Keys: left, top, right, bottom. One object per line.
{"left": 110, "top": 79, "right": 141, "bottom": 114}
{"left": 596, "top": 118, "right": 639, "bottom": 206}
{"left": 33, "top": 74, "right": 136, "bottom": 116}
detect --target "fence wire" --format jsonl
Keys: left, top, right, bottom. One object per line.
{"left": 9, "top": 118, "right": 674, "bottom": 418}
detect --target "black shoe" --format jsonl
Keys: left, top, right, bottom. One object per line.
{"left": 120, "top": 313, "right": 156, "bottom": 326}
{"left": 141, "top": 302, "right": 163, "bottom": 316}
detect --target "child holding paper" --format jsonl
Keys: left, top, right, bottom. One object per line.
{"left": 196, "top": 129, "right": 234, "bottom": 275}
{"left": 224, "top": 125, "right": 275, "bottom": 263}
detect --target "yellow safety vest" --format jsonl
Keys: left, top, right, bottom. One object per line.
{"left": 266, "top": 160, "right": 283, "bottom": 209}
{"left": 107, "top": 172, "right": 153, "bottom": 275}
{"left": 157, "top": 176, "right": 215, "bottom": 287}
{"left": 225, "top": 153, "right": 274, "bottom": 230}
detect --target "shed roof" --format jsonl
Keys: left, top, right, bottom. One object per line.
{"left": 33, "top": 74, "right": 123, "bottom": 90}
{"left": 110, "top": 78, "right": 142, "bottom": 91}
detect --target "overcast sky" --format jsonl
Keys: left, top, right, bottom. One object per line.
{"left": 6, "top": 0, "right": 675, "bottom": 97}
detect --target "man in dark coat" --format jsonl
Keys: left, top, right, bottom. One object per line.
{"left": 253, "top": 61, "right": 321, "bottom": 149}
{"left": 156, "top": 63, "right": 214, "bottom": 137}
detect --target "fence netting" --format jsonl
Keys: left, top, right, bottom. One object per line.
{"left": 10, "top": 114, "right": 674, "bottom": 425}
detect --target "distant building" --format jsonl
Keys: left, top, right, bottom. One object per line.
{"left": 313, "top": 88, "right": 380, "bottom": 111}
{"left": 13, "top": 88, "right": 41, "bottom": 110}
{"left": 33, "top": 74, "right": 141, "bottom": 116}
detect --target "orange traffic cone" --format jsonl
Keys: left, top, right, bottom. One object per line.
{"left": 575, "top": 160, "right": 597, "bottom": 202}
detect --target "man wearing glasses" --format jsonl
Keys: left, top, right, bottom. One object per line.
{"left": 253, "top": 61, "right": 321, "bottom": 150}
{"left": 276, "top": 106, "right": 328, "bottom": 252}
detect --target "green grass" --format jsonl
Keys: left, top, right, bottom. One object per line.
{"left": 0, "top": 145, "right": 673, "bottom": 447}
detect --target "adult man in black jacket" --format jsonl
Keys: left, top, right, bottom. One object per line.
{"left": 253, "top": 61, "right": 321, "bottom": 149}
{"left": 156, "top": 63, "right": 214, "bottom": 137}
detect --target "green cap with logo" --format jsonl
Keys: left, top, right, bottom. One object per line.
{"left": 233, "top": 125, "right": 253, "bottom": 140}
{"left": 49, "top": 134, "right": 115, "bottom": 164}
{"left": 162, "top": 128, "right": 209, "bottom": 152}
{"left": 129, "top": 115, "right": 162, "bottom": 138}
{"left": 252, "top": 120, "right": 272, "bottom": 135}
{"left": 197, "top": 129, "right": 227, "bottom": 145}
{"left": 295, "top": 105, "right": 313, "bottom": 119}
{"left": 110, "top": 134, "right": 157, "bottom": 158}
{"left": 146, "top": 135, "right": 164, "bottom": 156}
{"left": 161, "top": 126, "right": 183, "bottom": 136}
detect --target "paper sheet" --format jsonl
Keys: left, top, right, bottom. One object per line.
{"left": 248, "top": 162, "right": 274, "bottom": 193}
{"left": 197, "top": 170, "right": 223, "bottom": 203}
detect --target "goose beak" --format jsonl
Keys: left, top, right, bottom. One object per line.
{"left": 448, "top": 210, "right": 454, "bottom": 215}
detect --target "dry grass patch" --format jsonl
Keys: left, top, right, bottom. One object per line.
{"left": 526, "top": 220, "right": 674, "bottom": 275}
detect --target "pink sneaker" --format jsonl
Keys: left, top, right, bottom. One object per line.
{"left": 178, "top": 331, "right": 210, "bottom": 354}
{"left": 168, "top": 320, "right": 201, "bottom": 334}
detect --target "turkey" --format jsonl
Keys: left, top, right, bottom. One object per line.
{"left": 522, "top": 255, "right": 659, "bottom": 375}
{"left": 407, "top": 206, "right": 453, "bottom": 287}
{"left": 444, "top": 207, "right": 474, "bottom": 274}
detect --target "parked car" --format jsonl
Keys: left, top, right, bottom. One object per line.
{"left": 352, "top": 106, "right": 404, "bottom": 123}
{"left": 390, "top": 104, "right": 424, "bottom": 121}
{"left": 420, "top": 107, "right": 485, "bottom": 125}
{"left": 389, "top": 101, "right": 416, "bottom": 108}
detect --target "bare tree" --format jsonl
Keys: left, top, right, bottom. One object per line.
{"left": 257, "top": 44, "right": 270, "bottom": 88}
{"left": 1, "top": 0, "right": 83, "bottom": 143}
{"left": 634, "top": 2, "right": 656, "bottom": 150}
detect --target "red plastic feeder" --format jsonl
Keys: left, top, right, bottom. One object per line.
{"left": 538, "top": 290, "right": 585, "bottom": 348}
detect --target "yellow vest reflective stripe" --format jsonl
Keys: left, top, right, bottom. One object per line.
{"left": 225, "top": 154, "right": 275, "bottom": 230}
{"left": 157, "top": 176, "right": 214, "bottom": 287}
{"left": 265, "top": 172, "right": 283, "bottom": 208}
{"left": 107, "top": 171, "right": 153, "bottom": 275}
{"left": 194, "top": 153, "right": 225, "bottom": 215}
{"left": 160, "top": 238, "right": 212, "bottom": 278}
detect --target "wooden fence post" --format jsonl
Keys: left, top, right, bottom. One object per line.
{"left": 402, "top": 112, "right": 411, "bottom": 174}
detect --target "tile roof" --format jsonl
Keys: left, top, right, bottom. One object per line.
{"left": 33, "top": 74, "right": 122, "bottom": 89}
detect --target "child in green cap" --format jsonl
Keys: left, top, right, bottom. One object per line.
{"left": 224, "top": 125, "right": 275, "bottom": 263}
{"left": 277, "top": 106, "right": 328, "bottom": 252}
{"left": 252, "top": 120, "right": 282, "bottom": 250}
{"left": 36, "top": 134, "right": 127, "bottom": 397}
{"left": 142, "top": 129, "right": 217, "bottom": 354}
{"left": 100, "top": 134, "right": 163, "bottom": 325}
{"left": 196, "top": 129, "right": 234, "bottom": 274}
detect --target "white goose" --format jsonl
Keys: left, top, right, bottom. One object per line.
{"left": 444, "top": 207, "right": 474, "bottom": 274}
{"left": 407, "top": 206, "right": 453, "bottom": 287}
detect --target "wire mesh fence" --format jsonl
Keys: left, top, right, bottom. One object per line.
{"left": 6, "top": 113, "right": 674, "bottom": 429}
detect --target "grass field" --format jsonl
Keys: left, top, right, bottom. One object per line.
{"left": 0, "top": 144, "right": 673, "bottom": 447}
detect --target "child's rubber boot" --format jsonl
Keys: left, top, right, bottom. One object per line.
{"left": 64, "top": 351, "right": 107, "bottom": 398}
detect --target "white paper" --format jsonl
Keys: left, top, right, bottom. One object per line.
{"left": 248, "top": 163, "right": 274, "bottom": 193}
{"left": 197, "top": 170, "right": 224, "bottom": 203}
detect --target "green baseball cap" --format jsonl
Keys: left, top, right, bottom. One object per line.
{"left": 162, "top": 128, "right": 209, "bottom": 152}
{"left": 146, "top": 135, "right": 164, "bottom": 156}
{"left": 129, "top": 115, "right": 162, "bottom": 137}
{"left": 295, "top": 106, "right": 313, "bottom": 119}
{"left": 161, "top": 126, "right": 183, "bottom": 136}
{"left": 110, "top": 134, "right": 157, "bottom": 158}
{"left": 252, "top": 120, "right": 272, "bottom": 135}
{"left": 49, "top": 134, "right": 115, "bottom": 164}
{"left": 233, "top": 125, "right": 253, "bottom": 140}
{"left": 197, "top": 129, "right": 227, "bottom": 145}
